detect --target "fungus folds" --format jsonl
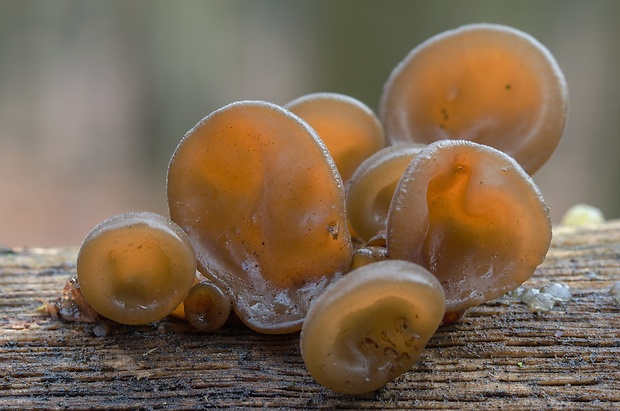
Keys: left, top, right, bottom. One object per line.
{"left": 346, "top": 143, "right": 425, "bottom": 241}
{"left": 387, "top": 140, "right": 552, "bottom": 313}
{"left": 67, "top": 22, "right": 568, "bottom": 396}
{"left": 300, "top": 260, "right": 446, "bottom": 395}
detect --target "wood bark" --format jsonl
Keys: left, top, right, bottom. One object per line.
{"left": 1, "top": 222, "right": 619, "bottom": 410}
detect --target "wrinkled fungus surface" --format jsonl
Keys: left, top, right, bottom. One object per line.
{"left": 387, "top": 140, "right": 551, "bottom": 313}
{"left": 300, "top": 260, "right": 445, "bottom": 395}
{"left": 167, "top": 100, "right": 353, "bottom": 334}
{"left": 77, "top": 212, "right": 196, "bottom": 325}
{"left": 285, "top": 92, "right": 385, "bottom": 183}
{"left": 380, "top": 23, "right": 568, "bottom": 175}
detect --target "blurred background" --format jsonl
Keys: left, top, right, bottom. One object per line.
{"left": 1, "top": 0, "right": 619, "bottom": 246}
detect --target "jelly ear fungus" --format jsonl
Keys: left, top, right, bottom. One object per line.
{"left": 300, "top": 260, "right": 445, "bottom": 395}
{"left": 387, "top": 140, "right": 552, "bottom": 315}
{"left": 285, "top": 92, "right": 386, "bottom": 183}
{"left": 166, "top": 100, "right": 353, "bottom": 334}
{"left": 379, "top": 23, "right": 568, "bottom": 175}
{"left": 77, "top": 211, "right": 196, "bottom": 325}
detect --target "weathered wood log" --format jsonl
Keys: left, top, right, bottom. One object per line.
{"left": 1, "top": 222, "right": 620, "bottom": 410}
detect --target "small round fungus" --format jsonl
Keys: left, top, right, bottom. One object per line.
{"left": 300, "top": 260, "right": 445, "bottom": 395}
{"left": 169, "top": 269, "right": 212, "bottom": 320}
{"left": 387, "top": 140, "right": 551, "bottom": 314}
{"left": 77, "top": 212, "right": 196, "bottom": 325}
{"left": 379, "top": 23, "right": 568, "bottom": 174}
{"left": 346, "top": 144, "right": 425, "bottom": 241}
{"left": 285, "top": 92, "right": 386, "bottom": 183}
{"left": 560, "top": 203, "right": 605, "bottom": 226}
{"left": 167, "top": 100, "right": 353, "bottom": 334}
{"left": 184, "top": 280, "right": 231, "bottom": 332}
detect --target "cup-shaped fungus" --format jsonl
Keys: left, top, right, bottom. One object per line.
{"left": 379, "top": 23, "right": 568, "bottom": 175}
{"left": 77, "top": 212, "right": 196, "bottom": 325}
{"left": 346, "top": 143, "right": 425, "bottom": 241}
{"left": 167, "top": 100, "right": 353, "bottom": 334}
{"left": 183, "top": 280, "right": 231, "bottom": 332}
{"left": 300, "top": 260, "right": 445, "bottom": 395}
{"left": 387, "top": 140, "right": 552, "bottom": 314}
{"left": 285, "top": 92, "right": 386, "bottom": 183}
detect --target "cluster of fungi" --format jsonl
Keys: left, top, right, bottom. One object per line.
{"left": 57, "top": 24, "right": 569, "bottom": 394}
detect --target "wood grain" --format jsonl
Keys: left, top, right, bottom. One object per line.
{"left": 1, "top": 222, "right": 620, "bottom": 410}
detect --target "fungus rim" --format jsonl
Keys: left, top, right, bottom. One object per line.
{"left": 379, "top": 22, "right": 568, "bottom": 175}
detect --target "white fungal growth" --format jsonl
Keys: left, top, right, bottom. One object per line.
{"left": 521, "top": 289, "right": 556, "bottom": 312}
{"left": 541, "top": 282, "right": 573, "bottom": 302}
{"left": 513, "top": 282, "right": 572, "bottom": 312}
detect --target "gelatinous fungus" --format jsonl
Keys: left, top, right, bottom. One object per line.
{"left": 387, "top": 140, "right": 551, "bottom": 314}
{"left": 184, "top": 280, "right": 231, "bottom": 332}
{"left": 285, "top": 92, "right": 386, "bottom": 183}
{"left": 167, "top": 100, "right": 353, "bottom": 334}
{"left": 77, "top": 212, "right": 196, "bottom": 325}
{"left": 346, "top": 143, "right": 425, "bottom": 241}
{"left": 379, "top": 23, "right": 568, "bottom": 175}
{"left": 301, "top": 260, "right": 445, "bottom": 395}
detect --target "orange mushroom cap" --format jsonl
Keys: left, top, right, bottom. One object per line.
{"left": 387, "top": 140, "right": 551, "bottom": 313}
{"left": 167, "top": 100, "right": 353, "bottom": 334}
{"left": 285, "top": 92, "right": 386, "bottom": 183}
{"left": 77, "top": 212, "right": 196, "bottom": 325}
{"left": 301, "top": 259, "right": 445, "bottom": 394}
{"left": 379, "top": 23, "right": 568, "bottom": 175}
{"left": 346, "top": 143, "right": 425, "bottom": 241}
{"left": 183, "top": 280, "right": 231, "bottom": 332}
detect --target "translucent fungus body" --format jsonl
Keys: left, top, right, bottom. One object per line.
{"left": 285, "top": 92, "right": 386, "bottom": 183}
{"left": 387, "top": 140, "right": 551, "bottom": 314}
{"left": 184, "top": 281, "right": 231, "bottom": 332}
{"left": 77, "top": 212, "right": 197, "bottom": 325}
{"left": 167, "top": 100, "right": 353, "bottom": 334}
{"left": 300, "top": 260, "right": 445, "bottom": 395}
{"left": 346, "top": 144, "right": 425, "bottom": 241}
{"left": 379, "top": 23, "right": 568, "bottom": 175}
